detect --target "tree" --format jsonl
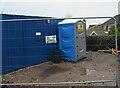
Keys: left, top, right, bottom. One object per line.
{"left": 109, "top": 24, "right": 119, "bottom": 35}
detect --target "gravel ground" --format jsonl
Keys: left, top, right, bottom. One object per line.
{"left": 2, "top": 51, "right": 117, "bottom": 86}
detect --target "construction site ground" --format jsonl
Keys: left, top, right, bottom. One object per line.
{"left": 2, "top": 51, "right": 117, "bottom": 86}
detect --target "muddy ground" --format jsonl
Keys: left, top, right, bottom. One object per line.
{"left": 2, "top": 51, "right": 117, "bottom": 86}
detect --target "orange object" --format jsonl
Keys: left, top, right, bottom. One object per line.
{"left": 98, "top": 47, "right": 120, "bottom": 55}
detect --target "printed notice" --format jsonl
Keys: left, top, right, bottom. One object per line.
{"left": 45, "top": 35, "right": 57, "bottom": 43}
{"left": 36, "top": 32, "right": 41, "bottom": 36}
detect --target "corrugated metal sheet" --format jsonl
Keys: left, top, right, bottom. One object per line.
{"left": 1, "top": 14, "right": 62, "bottom": 74}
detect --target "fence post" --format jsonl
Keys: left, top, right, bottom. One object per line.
{"left": 114, "top": 12, "right": 120, "bottom": 88}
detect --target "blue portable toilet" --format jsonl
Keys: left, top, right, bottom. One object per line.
{"left": 58, "top": 19, "right": 86, "bottom": 62}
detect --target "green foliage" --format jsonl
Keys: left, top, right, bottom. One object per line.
{"left": 109, "top": 24, "right": 119, "bottom": 35}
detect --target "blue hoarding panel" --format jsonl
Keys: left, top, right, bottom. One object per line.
{"left": 1, "top": 14, "right": 62, "bottom": 74}
{"left": 58, "top": 23, "right": 76, "bottom": 61}
{"left": 2, "top": 21, "right": 26, "bottom": 73}
{"left": 0, "top": 15, "right": 2, "bottom": 74}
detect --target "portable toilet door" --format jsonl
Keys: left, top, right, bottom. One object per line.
{"left": 58, "top": 19, "right": 86, "bottom": 62}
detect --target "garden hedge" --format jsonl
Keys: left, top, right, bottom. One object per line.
{"left": 86, "top": 36, "right": 120, "bottom": 51}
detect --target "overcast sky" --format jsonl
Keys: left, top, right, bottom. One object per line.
{"left": 0, "top": 0, "right": 119, "bottom": 27}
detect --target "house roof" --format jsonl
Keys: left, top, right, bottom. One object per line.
{"left": 87, "top": 14, "right": 120, "bottom": 36}
{"left": 87, "top": 24, "right": 108, "bottom": 36}
{"left": 102, "top": 14, "right": 120, "bottom": 26}
{"left": 90, "top": 30, "right": 108, "bottom": 36}
{"left": 88, "top": 25, "right": 96, "bottom": 28}
{"left": 90, "top": 31, "right": 98, "bottom": 36}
